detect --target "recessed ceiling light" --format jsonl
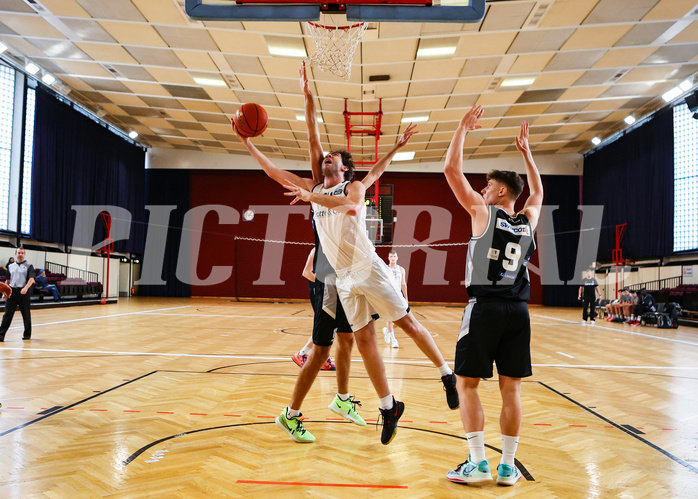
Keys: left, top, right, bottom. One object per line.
{"left": 265, "top": 35, "right": 307, "bottom": 58}
{"left": 416, "top": 37, "right": 459, "bottom": 59}
{"left": 296, "top": 114, "right": 323, "bottom": 123}
{"left": 417, "top": 46, "right": 456, "bottom": 58}
{"left": 393, "top": 151, "right": 415, "bottom": 161}
{"left": 662, "top": 86, "right": 682, "bottom": 102}
{"left": 268, "top": 46, "right": 307, "bottom": 58}
{"left": 41, "top": 73, "right": 56, "bottom": 85}
{"left": 25, "top": 62, "right": 40, "bottom": 75}
{"left": 401, "top": 115, "right": 429, "bottom": 123}
{"left": 591, "top": 137, "right": 601, "bottom": 146}
{"left": 500, "top": 77, "right": 536, "bottom": 87}
{"left": 679, "top": 79, "right": 693, "bottom": 92}
{"left": 624, "top": 115, "right": 636, "bottom": 125}
{"left": 193, "top": 76, "right": 227, "bottom": 87}
{"left": 128, "top": 131, "right": 138, "bottom": 139}
{"left": 0, "top": 42, "right": 7, "bottom": 54}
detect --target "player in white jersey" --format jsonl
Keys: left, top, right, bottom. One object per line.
{"left": 235, "top": 64, "right": 457, "bottom": 446}
{"left": 444, "top": 106, "right": 543, "bottom": 486}
{"left": 383, "top": 250, "right": 407, "bottom": 348}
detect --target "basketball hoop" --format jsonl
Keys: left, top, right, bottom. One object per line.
{"left": 305, "top": 14, "right": 368, "bottom": 80}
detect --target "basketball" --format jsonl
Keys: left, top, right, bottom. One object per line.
{"left": 232, "top": 103, "right": 268, "bottom": 138}
{"left": 100, "top": 298, "right": 106, "bottom": 304}
{"left": 0, "top": 281, "right": 10, "bottom": 297}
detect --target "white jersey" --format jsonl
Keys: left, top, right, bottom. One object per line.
{"left": 311, "top": 181, "right": 375, "bottom": 274}
{"left": 389, "top": 265, "right": 404, "bottom": 288}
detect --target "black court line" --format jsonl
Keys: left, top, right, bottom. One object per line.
{"left": 122, "top": 420, "right": 534, "bottom": 481}
{"left": 621, "top": 424, "right": 645, "bottom": 435}
{"left": 291, "top": 309, "right": 307, "bottom": 316}
{"left": 0, "top": 371, "right": 159, "bottom": 437}
{"left": 37, "top": 406, "right": 62, "bottom": 415}
{"left": 539, "top": 381, "right": 698, "bottom": 475}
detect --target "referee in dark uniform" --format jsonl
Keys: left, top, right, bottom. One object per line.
{"left": 444, "top": 108, "right": 543, "bottom": 486}
{"left": 0, "top": 247, "right": 35, "bottom": 341}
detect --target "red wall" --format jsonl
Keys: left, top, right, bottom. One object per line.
{"left": 189, "top": 170, "right": 542, "bottom": 305}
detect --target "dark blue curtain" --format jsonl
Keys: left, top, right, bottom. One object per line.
{"left": 136, "top": 169, "right": 191, "bottom": 297}
{"left": 542, "top": 175, "right": 583, "bottom": 306}
{"left": 583, "top": 109, "right": 674, "bottom": 260}
{"left": 31, "top": 88, "right": 146, "bottom": 253}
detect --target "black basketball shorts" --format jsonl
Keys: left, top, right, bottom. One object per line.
{"left": 455, "top": 299, "right": 532, "bottom": 379}
{"left": 308, "top": 280, "right": 352, "bottom": 347}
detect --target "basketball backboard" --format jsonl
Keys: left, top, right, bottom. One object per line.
{"left": 185, "top": 0, "right": 486, "bottom": 23}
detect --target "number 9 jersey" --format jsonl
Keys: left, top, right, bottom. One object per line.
{"left": 465, "top": 205, "right": 535, "bottom": 302}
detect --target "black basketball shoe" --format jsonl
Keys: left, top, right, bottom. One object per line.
{"left": 378, "top": 398, "right": 405, "bottom": 445}
{"left": 442, "top": 373, "right": 459, "bottom": 410}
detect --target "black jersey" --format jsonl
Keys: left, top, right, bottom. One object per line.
{"left": 311, "top": 215, "right": 334, "bottom": 283}
{"left": 465, "top": 206, "right": 535, "bottom": 301}
{"left": 581, "top": 278, "right": 598, "bottom": 301}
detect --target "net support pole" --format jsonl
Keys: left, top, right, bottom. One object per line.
{"left": 234, "top": 237, "right": 240, "bottom": 302}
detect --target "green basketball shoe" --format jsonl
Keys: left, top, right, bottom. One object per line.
{"left": 328, "top": 395, "right": 366, "bottom": 426}
{"left": 275, "top": 408, "right": 315, "bottom": 443}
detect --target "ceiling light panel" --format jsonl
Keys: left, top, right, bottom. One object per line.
{"left": 265, "top": 35, "right": 307, "bottom": 58}
{"left": 416, "top": 37, "right": 459, "bottom": 59}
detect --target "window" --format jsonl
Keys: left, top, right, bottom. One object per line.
{"left": 673, "top": 103, "right": 698, "bottom": 252}
{"left": 21, "top": 87, "right": 35, "bottom": 234}
{"left": 0, "top": 64, "right": 14, "bottom": 231}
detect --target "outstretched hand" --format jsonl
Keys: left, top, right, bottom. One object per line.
{"left": 515, "top": 121, "right": 530, "bottom": 154}
{"left": 283, "top": 181, "right": 312, "bottom": 205}
{"left": 299, "top": 61, "right": 311, "bottom": 95}
{"left": 231, "top": 120, "right": 250, "bottom": 144}
{"left": 397, "top": 123, "right": 418, "bottom": 147}
{"left": 461, "top": 105, "right": 484, "bottom": 131}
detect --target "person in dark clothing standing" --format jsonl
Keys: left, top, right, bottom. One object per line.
{"left": 0, "top": 247, "right": 35, "bottom": 341}
{"left": 578, "top": 269, "right": 602, "bottom": 325}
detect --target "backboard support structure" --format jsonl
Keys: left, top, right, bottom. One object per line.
{"left": 185, "top": 0, "right": 486, "bottom": 23}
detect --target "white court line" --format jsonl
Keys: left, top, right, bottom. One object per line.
{"left": 556, "top": 352, "right": 575, "bottom": 359}
{"left": 0, "top": 347, "right": 697, "bottom": 371}
{"left": 2, "top": 306, "right": 192, "bottom": 331}
{"left": 532, "top": 313, "right": 698, "bottom": 348}
{"left": 138, "top": 312, "right": 562, "bottom": 326}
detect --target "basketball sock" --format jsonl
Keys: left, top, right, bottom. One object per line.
{"left": 500, "top": 434, "right": 519, "bottom": 466}
{"left": 286, "top": 407, "right": 301, "bottom": 418}
{"left": 437, "top": 364, "right": 453, "bottom": 377}
{"left": 466, "top": 431, "right": 486, "bottom": 463}
{"left": 338, "top": 393, "right": 350, "bottom": 401}
{"left": 379, "top": 394, "right": 394, "bottom": 410}
{"left": 299, "top": 345, "right": 312, "bottom": 356}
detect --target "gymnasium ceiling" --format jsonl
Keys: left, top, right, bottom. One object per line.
{"left": 0, "top": 0, "right": 697, "bottom": 165}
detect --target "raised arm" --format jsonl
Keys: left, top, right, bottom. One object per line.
{"left": 362, "top": 123, "right": 418, "bottom": 187}
{"left": 444, "top": 106, "right": 487, "bottom": 218}
{"left": 284, "top": 180, "right": 366, "bottom": 217}
{"left": 234, "top": 124, "right": 316, "bottom": 191}
{"left": 516, "top": 121, "right": 543, "bottom": 230}
{"left": 301, "top": 62, "right": 324, "bottom": 183}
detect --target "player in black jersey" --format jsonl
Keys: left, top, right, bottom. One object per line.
{"left": 443, "top": 106, "right": 543, "bottom": 486}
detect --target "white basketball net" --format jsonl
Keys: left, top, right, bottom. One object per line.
{"left": 305, "top": 15, "right": 368, "bottom": 80}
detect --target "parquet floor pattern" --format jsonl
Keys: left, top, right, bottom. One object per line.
{"left": 0, "top": 298, "right": 697, "bottom": 497}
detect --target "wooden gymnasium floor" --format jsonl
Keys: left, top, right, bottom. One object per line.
{"left": 0, "top": 298, "right": 697, "bottom": 498}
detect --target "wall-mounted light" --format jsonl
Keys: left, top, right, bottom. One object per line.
{"left": 41, "top": 73, "right": 56, "bottom": 85}
{"left": 591, "top": 137, "right": 601, "bottom": 146}
{"left": 25, "top": 62, "right": 40, "bottom": 75}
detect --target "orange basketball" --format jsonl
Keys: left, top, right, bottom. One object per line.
{"left": 232, "top": 103, "right": 268, "bottom": 138}
{"left": 0, "top": 281, "right": 11, "bottom": 297}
